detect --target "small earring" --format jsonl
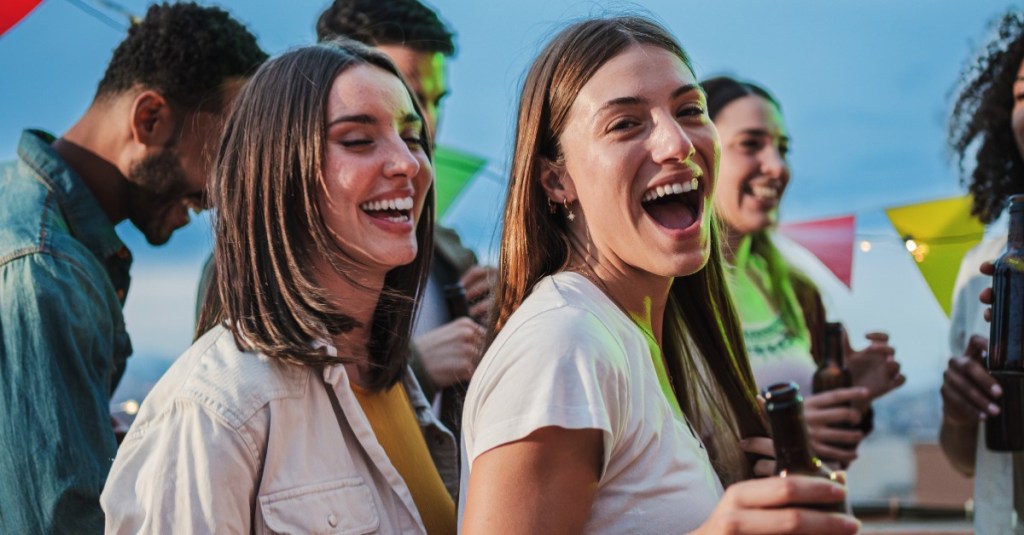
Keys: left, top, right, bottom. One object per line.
{"left": 548, "top": 198, "right": 557, "bottom": 214}
{"left": 563, "top": 198, "right": 575, "bottom": 222}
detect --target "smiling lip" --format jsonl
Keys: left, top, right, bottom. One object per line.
{"left": 359, "top": 191, "right": 417, "bottom": 233}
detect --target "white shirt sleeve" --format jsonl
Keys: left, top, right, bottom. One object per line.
{"left": 102, "top": 399, "right": 260, "bottom": 534}
{"left": 463, "top": 306, "right": 628, "bottom": 476}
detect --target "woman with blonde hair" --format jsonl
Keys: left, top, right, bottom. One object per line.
{"left": 103, "top": 40, "right": 457, "bottom": 534}
{"left": 459, "top": 15, "right": 859, "bottom": 534}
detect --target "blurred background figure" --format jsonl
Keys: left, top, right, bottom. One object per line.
{"left": 703, "top": 75, "right": 905, "bottom": 467}
{"left": 941, "top": 10, "right": 1024, "bottom": 534}
{"left": 0, "top": 3, "right": 264, "bottom": 532}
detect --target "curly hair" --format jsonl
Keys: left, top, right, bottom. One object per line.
{"left": 950, "top": 10, "right": 1024, "bottom": 224}
{"left": 315, "top": 0, "right": 455, "bottom": 55}
{"left": 95, "top": 2, "right": 266, "bottom": 111}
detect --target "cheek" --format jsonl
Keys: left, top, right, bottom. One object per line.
{"left": 1013, "top": 106, "right": 1024, "bottom": 152}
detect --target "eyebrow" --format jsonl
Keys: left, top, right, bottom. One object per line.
{"left": 740, "top": 127, "right": 790, "bottom": 143}
{"left": 327, "top": 112, "right": 422, "bottom": 128}
{"left": 596, "top": 83, "right": 701, "bottom": 114}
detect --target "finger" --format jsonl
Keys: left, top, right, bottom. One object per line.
{"left": 469, "top": 296, "right": 493, "bottom": 322}
{"left": 980, "top": 287, "right": 994, "bottom": 306}
{"left": 804, "top": 388, "right": 870, "bottom": 408}
{"left": 809, "top": 427, "right": 863, "bottom": 446}
{"left": 966, "top": 335, "right": 989, "bottom": 361}
{"left": 804, "top": 406, "right": 862, "bottom": 426}
{"left": 812, "top": 442, "right": 859, "bottom": 464}
{"left": 956, "top": 355, "right": 1001, "bottom": 398}
{"left": 940, "top": 383, "right": 987, "bottom": 422}
{"left": 941, "top": 365, "right": 999, "bottom": 416}
{"left": 711, "top": 508, "right": 859, "bottom": 535}
{"left": 751, "top": 458, "right": 775, "bottom": 478}
{"left": 740, "top": 437, "right": 776, "bottom": 458}
{"left": 864, "top": 331, "right": 889, "bottom": 343}
{"left": 986, "top": 306, "right": 992, "bottom": 323}
{"left": 731, "top": 475, "right": 846, "bottom": 510}
{"left": 980, "top": 261, "right": 995, "bottom": 276}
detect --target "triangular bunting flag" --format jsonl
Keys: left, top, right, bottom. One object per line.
{"left": 777, "top": 215, "right": 856, "bottom": 289}
{"left": 1, "top": 0, "right": 42, "bottom": 38}
{"left": 885, "top": 195, "right": 984, "bottom": 316}
{"left": 433, "top": 145, "right": 487, "bottom": 217}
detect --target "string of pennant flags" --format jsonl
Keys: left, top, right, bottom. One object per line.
{"left": 2, "top": 5, "right": 986, "bottom": 319}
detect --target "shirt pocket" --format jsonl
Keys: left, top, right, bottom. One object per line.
{"left": 259, "top": 477, "right": 380, "bottom": 535}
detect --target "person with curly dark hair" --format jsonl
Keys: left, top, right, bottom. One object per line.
{"left": 941, "top": 10, "right": 1024, "bottom": 534}
{"left": 0, "top": 3, "right": 264, "bottom": 532}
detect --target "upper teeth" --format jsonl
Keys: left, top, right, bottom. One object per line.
{"left": 360, "top": 196, "right": 414, "bottom": 212}
{"left": 751, "top": 185, "right": 779, "bottom": 199}
{"left": 642, "top": 178, "right": 699, "bottom": 203}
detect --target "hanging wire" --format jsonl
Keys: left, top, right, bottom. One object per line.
{"left": 62, "top": 0, "right": 136, "bottom": 32}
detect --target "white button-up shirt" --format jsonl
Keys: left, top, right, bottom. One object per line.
{"left": 102, "top": 325, "right": 458, "bottom": 534}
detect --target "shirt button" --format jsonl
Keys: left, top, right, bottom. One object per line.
{"left": 327, "top": 513, "right": 338, "bottom": 527}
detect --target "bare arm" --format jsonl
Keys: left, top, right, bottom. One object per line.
{"left": 462, "top": 426, "right": 602, "bottom": 534}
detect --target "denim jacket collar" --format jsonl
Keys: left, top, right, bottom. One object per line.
{"left": 18, "top": 129, "right": 131, "bottom": 266}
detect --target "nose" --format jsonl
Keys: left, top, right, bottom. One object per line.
{"left": 761, "top": 146, "right": 789, "bottom": 181}
{"left": 650, "top": 114, "right": 696, "bottom": 164}
{"left": 384, "top": 136, "right": 422, "bottom": 178}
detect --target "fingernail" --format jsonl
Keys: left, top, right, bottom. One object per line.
{"left": 993, "top": 384, "right": 1004, "bottom": 396}
{"left": 979, "top": 411, "right": 988, "bottom": 421}
{"left": 843, "top": 517, "right": 861, "bottom": 531}
{"left": 989, "top": 403, "right": 1001, "bottom": 415}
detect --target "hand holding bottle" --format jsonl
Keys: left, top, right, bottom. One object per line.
{"left": 689, "top": 476, "right": 859, "bottom": 534}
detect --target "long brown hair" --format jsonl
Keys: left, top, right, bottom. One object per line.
{"left": 209, "top": 40, "right": 435, "bottom": 391}
{"left": 491, "top": 15, "right": 767, "bottom": 485}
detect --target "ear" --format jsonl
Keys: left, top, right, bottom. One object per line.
{"left": 129, "top": 90, "right": 177, "bottom": 148}
{"left": 539, "top": 158, "right": 578, "bottom": 203}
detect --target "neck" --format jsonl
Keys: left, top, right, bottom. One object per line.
{"left": 571, "top": 258, "right": 671, "bottom": 347}
{"left": 315, "top": 257, "right": 387, "bottom": 375}
{"left": 54, "top": 104, "right": 135, "bottom": 225}
{"left": 721, "top": 224, "right": 748, "bottom": 264}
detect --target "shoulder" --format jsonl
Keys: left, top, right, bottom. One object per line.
{"left": 487, "top": 273, "right": 635, "bottom": 365}
{"left": 0, "top": 158, "right": 61, "bottom": 261}
{"left": 131, "top": 326, "right": 313, "bottom": 435}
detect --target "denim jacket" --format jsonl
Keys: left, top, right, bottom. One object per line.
{"left": 0, "top": 130, "right": 133, "bottom": 534}
{"left": 103, "top": 324, "right": 459, "bottom": 534}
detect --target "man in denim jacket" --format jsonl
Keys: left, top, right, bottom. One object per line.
{"left": 0, "top": 4, "right": 264, "bottom": 532}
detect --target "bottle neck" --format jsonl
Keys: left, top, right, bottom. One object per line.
{"left": 822, "top": 323, "right": 844, "bottom": 367}
{"left": 768, "top": 401, "right": 821, "bottom": 474}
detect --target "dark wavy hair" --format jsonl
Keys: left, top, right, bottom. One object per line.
{"left": 96, "top": 2, "right": 266, "bottom": 112}
{"left": 950, "top": 10, "right": 1024, "bottom": 224}
{"left": 315, "top": 0, "right": 456, "bottom": 56}
{"left": 210, "top": 40, "right": 435, "bottom": 391}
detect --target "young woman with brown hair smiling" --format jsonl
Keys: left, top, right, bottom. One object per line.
{"left": 458, "top": 15, "right": 859, "bottom": 535}
{"left": 103, "top": 40, "right": 457, "bottom": 534}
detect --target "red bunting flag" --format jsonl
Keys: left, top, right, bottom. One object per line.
{"left": 777, "top": 215, "right": 856, "bottom": 289}
{"left": 1, "top": 0, "right": 42, "bottom": 38}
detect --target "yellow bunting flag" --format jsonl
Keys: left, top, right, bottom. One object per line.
{"left": 885, "top": 195, "right": 984, "bottom": 316}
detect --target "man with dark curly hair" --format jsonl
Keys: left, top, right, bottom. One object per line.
{"left": 941, "top": 10, "right": 1024, "bottom": 533}
{"left": 0, "top": 3, "right": 265, "bottom": 532}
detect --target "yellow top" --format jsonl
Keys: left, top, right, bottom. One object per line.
{"left": 351, "top": 382, "right": 456, "bottom": 535}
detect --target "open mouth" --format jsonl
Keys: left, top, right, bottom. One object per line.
{"left": 640, "top": 177, "right": 702, "bottom": 230}
{"left": 359, "top": 196, "right": 414, "bottom": 224}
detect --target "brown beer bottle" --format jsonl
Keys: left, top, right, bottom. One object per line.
{"left": 986, "top": 194, "right": 1024, "bottom": 451}
{"left": 763, "top": 382, "right": 845, "bottom": 513}
{"left": 440, "top": 283, "right": 472, "bottom": 437}
{"left": 812, "top": 322, "right": 853, "bottom": 393}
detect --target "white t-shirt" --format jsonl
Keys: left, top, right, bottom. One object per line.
{"left": 459, "top": 272, "right": 723, "bottom": 533}
{"left": 949, "top": 234, "right": 1023, "bottom": 534}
